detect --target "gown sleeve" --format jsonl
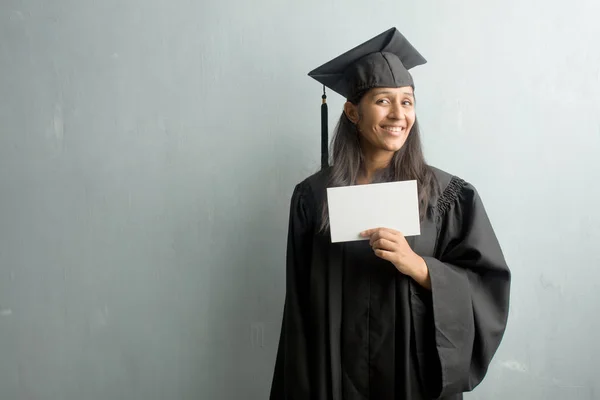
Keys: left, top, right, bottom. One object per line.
{"left": 411, "top": 177, "right": 511, "bottom": 399}
{"left": 270, "top": 181, "right": 315, "bottom": 400}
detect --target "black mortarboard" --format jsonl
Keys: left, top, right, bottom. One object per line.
{"left": 308, "top": 28, "right": 427, "bottom": 169}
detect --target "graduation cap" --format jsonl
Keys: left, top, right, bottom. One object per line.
{"left": 308, "top": 27, "right": 427, "bottom": 169}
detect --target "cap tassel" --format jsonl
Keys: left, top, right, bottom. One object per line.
{"left": 321, "top": 85, "right": 328, "bottom": 170}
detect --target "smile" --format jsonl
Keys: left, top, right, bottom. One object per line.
{"left": 381, "top": 126, "right": 405, "bottom": 134}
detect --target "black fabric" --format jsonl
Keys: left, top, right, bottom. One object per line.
{"left": 341, "top": 240, "right": 397, "bottom": 399}
{"left": 321, "top": 89, "right": 328, "bottom": 170}
{"left": 269, "top": 166, "right": 511, "bottom": 400}
{"left": 307, "top": 27, "right": 426, "bottom": 100}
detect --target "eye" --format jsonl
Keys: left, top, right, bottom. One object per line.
{"left": 402, "top": 100, "right": 413, "bottom": 106}
{"left": 376, "top": 98, "right": 390, "bottom": 105}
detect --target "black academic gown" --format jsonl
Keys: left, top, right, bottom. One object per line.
{"left": 269, "top": 166, "right": 511, "bottom": 400}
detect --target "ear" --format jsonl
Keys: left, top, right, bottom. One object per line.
{"left": 343, "top": 101, "right": 359, "bottom": 124}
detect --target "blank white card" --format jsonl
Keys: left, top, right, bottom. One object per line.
{"left": 326, "top": 180, "right": 421, "bottom": 243}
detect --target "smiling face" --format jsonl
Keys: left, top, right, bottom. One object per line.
{"left": 344, "top": 86, "right": 416, "bottom": 162}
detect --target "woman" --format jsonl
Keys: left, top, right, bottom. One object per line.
{"left": 270, "top": 27, "right": 511, "bottom": 400}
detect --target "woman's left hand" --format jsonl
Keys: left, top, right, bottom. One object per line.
{"left": 360, "top": 227, "right": 431, "bottom": 289}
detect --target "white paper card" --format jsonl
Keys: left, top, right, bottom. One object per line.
{"left": 326, "top": 180, "right": 421, "bottom": 243}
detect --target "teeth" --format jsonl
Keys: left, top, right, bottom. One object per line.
{"left": 383, "top": 126, "right": 404, "bottom": 132}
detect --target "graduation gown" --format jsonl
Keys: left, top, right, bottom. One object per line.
{"left": 269, "top": 166, "right": 511, "bottom": 400}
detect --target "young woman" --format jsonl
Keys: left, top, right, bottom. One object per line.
{"left": 270, "top": 27, "right": 511, "bottom": 400}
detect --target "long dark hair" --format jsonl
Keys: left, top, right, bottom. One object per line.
{"left": 319, "top": 91, "right": 438, "bottom": 232}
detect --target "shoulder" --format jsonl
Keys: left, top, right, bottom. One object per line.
{"left": 428, "top": 165, "right": 479, "bottom": 220}
{"left": 288, "top": 167, "right": 331, "bottom": 226}
{"left": 293, "top": 167, "right": 331, "bottom": 205}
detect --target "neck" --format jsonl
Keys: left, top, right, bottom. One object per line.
{"left": 357, "top": 149, "right": 394, "bottom": 184}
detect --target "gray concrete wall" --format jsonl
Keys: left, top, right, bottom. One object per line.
{"left": 1, "top": 0, "right": 599, "bottom": 398}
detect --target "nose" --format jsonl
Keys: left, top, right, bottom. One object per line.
{"left": 388, "top": 101, "right": 405, "bottom": 120}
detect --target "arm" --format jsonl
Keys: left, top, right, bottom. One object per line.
{"left": 409, "top": 256, "right": 431, "bottom": 290}
{"left": 411, "top": 181, "right": 511, "bottom": 398}
{"left": 270, "top": 183, "right": 314, "bottom": 399}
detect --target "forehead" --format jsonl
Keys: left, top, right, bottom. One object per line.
{"left": 369, "top": 86, "right": 414, "bottom": 96}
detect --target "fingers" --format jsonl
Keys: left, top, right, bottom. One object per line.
{"left": 373, "top": 248, "right": 394, "bottom": 262}
{"left": 370, "top": 231, "right": 402, "bottom": 247}
{"left": 377, "top": 227, "right": 402, "bottom": 235}
{"left": 360, "top": 228, "right": 376, "bottom": 237}
{"left": 371, "top": 238, "right": 395, "bottom": 252}
{"left": 361, "top": 227, "right": 404, "bottom": 239}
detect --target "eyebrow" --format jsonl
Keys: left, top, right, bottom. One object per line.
{"left": 372, "top": 90, "right": 414, "bottom": 97}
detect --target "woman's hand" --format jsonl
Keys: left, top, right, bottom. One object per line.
{"left": 360, "top": 227, "right": 431, "bottom": 290}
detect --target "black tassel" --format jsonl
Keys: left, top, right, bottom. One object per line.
{"left": 321, "top": 85, "right": 328, "bottom": 170}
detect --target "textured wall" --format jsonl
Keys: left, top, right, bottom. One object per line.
{"left": 1, "top": 0, "right": 599, "bottom": 399}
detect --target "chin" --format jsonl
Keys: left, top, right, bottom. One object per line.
{"left": 383, "top": 139, "right": 407, "bottom": 152}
